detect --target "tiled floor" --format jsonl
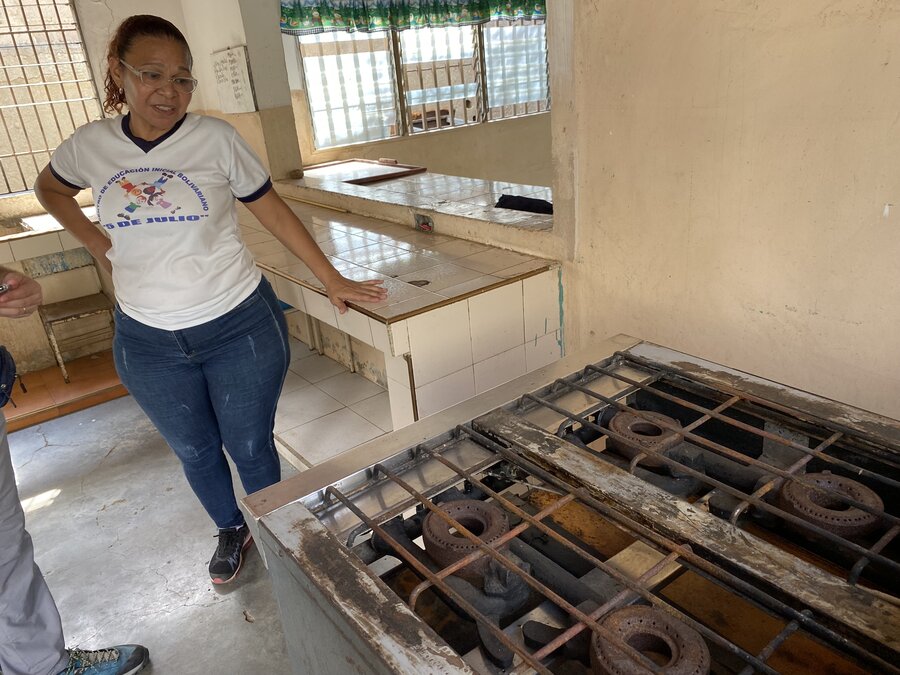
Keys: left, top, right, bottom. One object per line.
{"left": 274, "top": 338, "right": 391, "bottom": 470}
{"left": 5, "top": 350, "right": 127, "bottom": 432}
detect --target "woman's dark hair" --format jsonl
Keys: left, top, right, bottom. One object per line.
{"left": 103, "top": 15, "right": 192, "bottom": 114}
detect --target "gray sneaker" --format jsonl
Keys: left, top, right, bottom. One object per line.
{"left": 59, "top": 644, "right": 148, "bottom": 675}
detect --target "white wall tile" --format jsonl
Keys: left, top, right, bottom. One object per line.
{"left": 468, "top": 281, "right": 525, "bottom": 362}
{"left": 385, "top": 354, "right": 411, "bottom": 385}
{"left": 274, "top": 276, "right": 306, "bottom": 312}
{"left": 10, "top": 232, "right": 62, "bottom": 260}
{"left": 524, "top": 269, "right": 562, "bottom": 340}
{"left": 415, "top": 366, "right": 475, "bottom": 418}
{"left": 389, "top": 319, "right": 409, "bottom": 355}
{"left": 336, "top": 307, "right": 373, "bottom": 345}
{"left": 407, "top": 299, "right": 471, "bottom": 385}
{"left": 525, "top": 330, "right": 563, "bottom": 372}
{"left": 474, "top": 344, "right": 526, "bottom": 395}
{"left": 0, "top": 242, "right": 12, "bottom": 264}
{"left": 301, "top": 287, "right": 338, "bottom": 328}
{"left": 58, "top": 230, "right": 83, "bottom": 251}
{"left": 369, "top": 317, "right": 390, "bottom": 353}
{"left": 388, "top": 378, "right": 416, "bottom": 429}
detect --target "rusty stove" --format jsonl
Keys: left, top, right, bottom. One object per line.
{"left": 248, "top": 337, "right": 899, "bottom": 675}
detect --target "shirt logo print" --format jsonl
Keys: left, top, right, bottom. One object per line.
{"left": 115, "top": 171, "right": 182, "bottom": 220}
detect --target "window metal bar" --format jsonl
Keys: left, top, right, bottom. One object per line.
{"left": 47, "top": 1, "right": 88, "bottom": 130}
{"left": 0, "top": 0, "right": 100, "bottom": 194}
{"left": 0, "top": 1, "right": 37, "bottom": 191}
{"left": 473, "top": 24, "right": 488, "bottom": 123}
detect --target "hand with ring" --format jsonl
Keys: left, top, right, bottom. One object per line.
{"left": 0, "top": 269, "right": 42, "bottom": 320}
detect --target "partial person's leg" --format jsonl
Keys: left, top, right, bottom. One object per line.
{"left": 204, "top": 278, "right": 289, "bottom": 496}
{"left": 0, "top": 413, "right": 68, "bottom": 675}
{"left": 185, "top": 279, "right": 288, "bottom": 584}
{"left": 113, "top": 309, "right": 244, "bottom": 529}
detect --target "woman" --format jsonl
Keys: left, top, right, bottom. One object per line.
{"left": 34, "top": 15, "right": 386, "bottom": 585}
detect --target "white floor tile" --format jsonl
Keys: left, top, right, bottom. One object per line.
{"left": 316, "top": 371, "right": 385, "bottom": 406}
{"left": 274, "top": 386, "right": 344, "bottom": 433}
{"left": 289, "top": 338, "right": 317, "bottom": 361}
{"left": 290, "top": 353, "right": 348, "bottom": 382}
{"left": 281, "top": 408, "right": 384, "bottom": 465}
{"left": 281, "top": 368, "right": 312, "bottom": 394}
{"left": 349, "top": 391, "right": 393, "bottom": 432}
{"left": 273, "top": 436, "right": 311, "bottom": 471}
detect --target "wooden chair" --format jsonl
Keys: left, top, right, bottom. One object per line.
{"left": 38, "top": 292, "right": 114, "bottom": 383}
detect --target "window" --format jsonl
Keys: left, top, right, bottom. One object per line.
{"left": 296, "top": 18, "right": 548, "bottom": 150}
{"left": 0, "top": 0, "right": 101, "bottom": 194}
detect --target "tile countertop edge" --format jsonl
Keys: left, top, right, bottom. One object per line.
{"left": 273, "top": 180, "right": 568, "bottom": 263}
{"left": 259, "top": 260, "right": 560, "bottom": 325}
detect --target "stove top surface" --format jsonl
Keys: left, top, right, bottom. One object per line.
{"left": 255, "top": 337, "right": 899, "bottom": 675}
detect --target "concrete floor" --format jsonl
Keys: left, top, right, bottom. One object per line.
{"left": 8, "top": 395, "right": 294, "bottom": 674}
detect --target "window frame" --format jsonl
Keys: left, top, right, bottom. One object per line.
{"left": 295, "top": 18, "right": 549, "bottom": 152}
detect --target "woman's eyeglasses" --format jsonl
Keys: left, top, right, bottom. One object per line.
{"left": 119, "top": 60, "right": 198, "bottom": 94}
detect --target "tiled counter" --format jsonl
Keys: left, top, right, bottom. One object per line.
{"left": 238, "top": 198, "right": 563, "bottom": 431}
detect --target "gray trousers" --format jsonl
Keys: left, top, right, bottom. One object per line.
{"left": 0, "top": 413, "right": 68, "bottom": 675}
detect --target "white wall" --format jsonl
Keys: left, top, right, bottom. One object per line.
{"left": 74, "top": 1, "right": 200, "bottom": 109}
{"left": 553, "top": 1, "right": 900, "bottom": 419}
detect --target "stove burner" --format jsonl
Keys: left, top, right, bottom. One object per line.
{"left": 422, "top": 499, "right": 510, "bottom": 585}
{"left": 590, "top": 606, "right": 710, "bottom": 675}
{"left": 608, "top": 411, "right": 683, "bottom": 468}
{"left": 777, "top": 471, "right": 885, "bottom": 539}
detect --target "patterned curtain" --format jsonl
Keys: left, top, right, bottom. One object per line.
{"left": 280, "top": 1, "right": 546, "bottom": 35}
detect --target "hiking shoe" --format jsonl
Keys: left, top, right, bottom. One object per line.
{"left": 59, "top": 644, "right": 148, "bottom": 675}
{"left": 209, "top": 523, "right": 253, "bottom": 584}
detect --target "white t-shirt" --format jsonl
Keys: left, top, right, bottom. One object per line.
{"left": 50, "top": 113, "right": 270, "bottom": 330}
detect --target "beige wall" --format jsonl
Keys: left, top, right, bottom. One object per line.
{"left": 553, "top": 1, "right": 900, "bottom": 419}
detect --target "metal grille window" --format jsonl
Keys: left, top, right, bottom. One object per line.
{"left": 483, "top": 18, "right": 549, "bottom": 120}
{"left": 295, "top": 20, "right": 548, "bottom": 151}
{"left": 298, "top": 31, "right": 398, "bottom": 149}
{"left": 399, "top": 25, "right": 478, "bottom": 133}
{"left": 0, "top": 0, "right": 101, "bottom": 195}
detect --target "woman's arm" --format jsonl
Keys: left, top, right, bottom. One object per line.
{"left": 34, "top": 165, "right": 112, "bottom": 274}
{"left": 244, "top": 190, "right": 387, "bottom": 314}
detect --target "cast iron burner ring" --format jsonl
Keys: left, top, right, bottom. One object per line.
{"left": 422, "top": 499, "right": 509, "bottom": 584}
{"left": 608, "top": 411, "right": 683, "bottom": 469}
{"left": 777, "top": 471, "right": 884, "bottom": 539}
{"left": 590, "top": 606, "right": 710, "bottom": 675}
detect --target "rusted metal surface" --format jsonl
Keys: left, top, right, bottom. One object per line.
{"left": 589, "top": 606, "right": 710, "bottom": 675}
{"left": 259, "top": 507, "right": 475, "bottom": 674}
{"left": 422, "top": 499, "right": 511, "bottom": 585}
{"left": 777, "top": 471, "right": 884, "bottom": 539}
{"left": 607, "top": 410, "right": 682, "bottom": 468}
{"left": 473, "top": 408, "right": 900, "bottom": 662}
{"left": 626, "top": 343, "right": 900, "bottom": 451}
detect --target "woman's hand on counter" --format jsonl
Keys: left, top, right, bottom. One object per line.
{"left": 324, "top": 275, "right": 388, "bottom": 314}
{"left": 0, "top": 269, "right": 42, "bottom": 319}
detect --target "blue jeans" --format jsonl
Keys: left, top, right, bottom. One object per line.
{"left": 113, "top": 277, "right": 289, "bottom": 529}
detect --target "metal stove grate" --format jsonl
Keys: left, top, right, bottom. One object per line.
{"left": 508, "top": 350, "right": 899, "bottom": 592}
{"left": 322, "top": 423, "right": 897, "bottom": 674}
